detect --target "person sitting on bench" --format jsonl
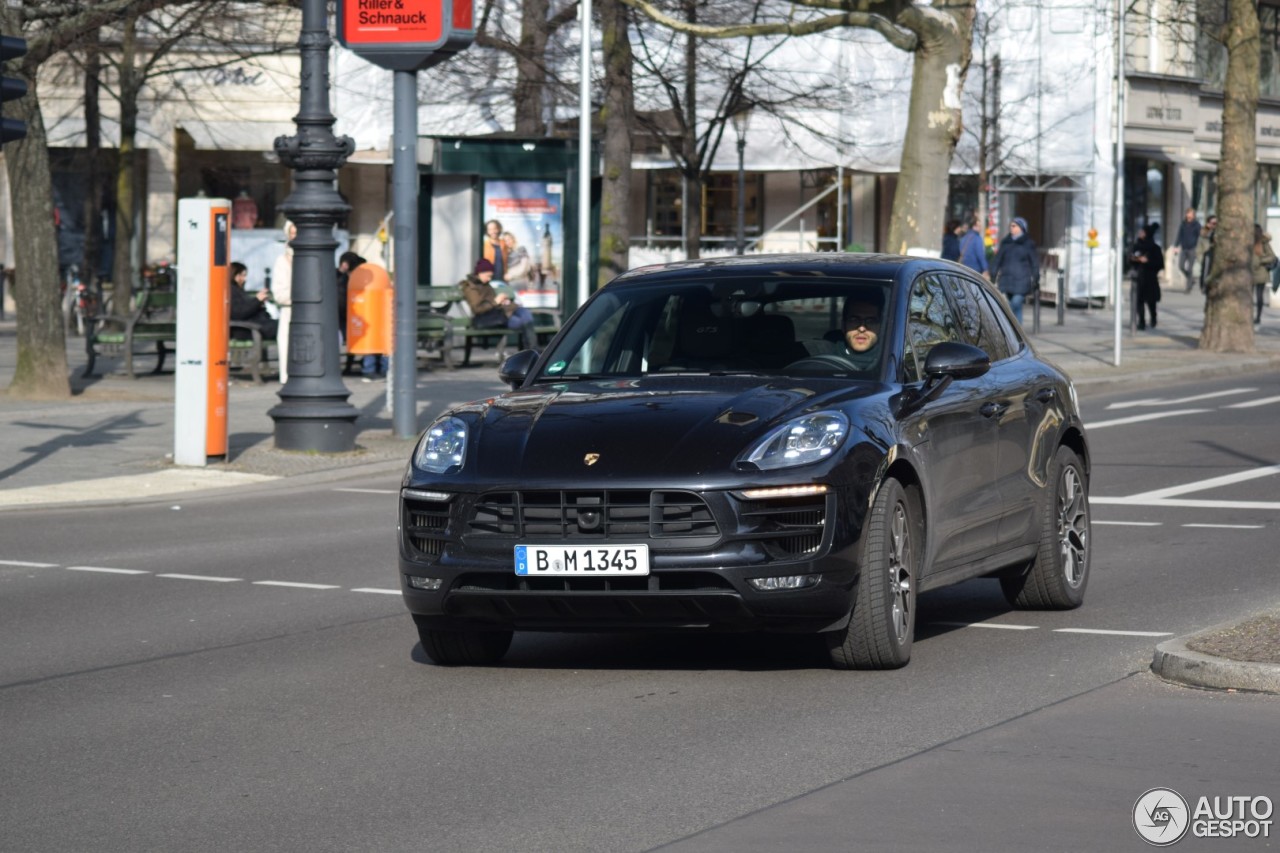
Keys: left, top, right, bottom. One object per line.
{"left": 459, "top": 258, "right": 537, "bottom": 351}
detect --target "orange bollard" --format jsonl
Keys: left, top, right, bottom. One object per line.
{"left": 347, "top": 264, "right": 393, "bottom": 355}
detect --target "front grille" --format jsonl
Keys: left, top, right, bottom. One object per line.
{"left": 468, "top": 490, "right": 719, "bottom": 541}
{"left": 738, "top": 494, "right": 828, "bottom": 558}
{"left": 404, "top": 496, "right": 451, "bottom": 559}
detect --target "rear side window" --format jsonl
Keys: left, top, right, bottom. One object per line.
{"left": 945, "top": 275, "right": 1012, "bottom": 362}
{"left": 904, "top": 274, "right": 961, "bottom": 382}
{"left": 976, "top": 287, "right": 1026, "bottom": 355}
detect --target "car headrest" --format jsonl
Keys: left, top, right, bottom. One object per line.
{"left": 748, "top": 313, "right": 797, "bottom": 354}
{"left": 678, "top": 300, "right": 735, "bottom": 360}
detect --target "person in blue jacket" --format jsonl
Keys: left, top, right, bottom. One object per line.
{"left": 991, "top": 217, "right": 1040, "bottom": 324}
{"left": 958, "top": 215, "right": 989, "bottom": 280}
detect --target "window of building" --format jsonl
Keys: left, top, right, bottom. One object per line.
{"left": 1199, "top": 0, "right": 1280, "bottom": 97}
{"left": 701, "top": 172, "right": 763, "bottom": 244}
{"left": 646, "top": 171, "right": 683, "bottom": 242}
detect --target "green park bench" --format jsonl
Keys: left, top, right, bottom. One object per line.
{"left": 416, "top": 284, "right": 561, "bottom": 368}
{"left": 85, "top": 287, "right": 277, "bottom": 382}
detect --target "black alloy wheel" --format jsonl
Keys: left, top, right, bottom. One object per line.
{"left": 415, "top": 616, "right": 514, "bottom": 666}
{"left": 1001, "top": 445, "right": 1091, "bottom": 609}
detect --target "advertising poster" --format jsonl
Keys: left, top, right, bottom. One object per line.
{"left": 482, "top": 180, "right": 563, "bottom": 308}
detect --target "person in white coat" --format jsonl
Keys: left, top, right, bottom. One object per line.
{"left": 271, "top": 221, "right": 296, "bottom": 382}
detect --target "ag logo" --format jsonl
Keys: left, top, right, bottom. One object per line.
{"left": 1134, "top": 788, "right": 1190, "bottom": 846}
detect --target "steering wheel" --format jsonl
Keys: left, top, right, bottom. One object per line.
{"left": 783, "top": 353, "right": 859, "bottom": 373}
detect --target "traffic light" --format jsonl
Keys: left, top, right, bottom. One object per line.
{"left": 1086, "top": 227, "right": 1099, "bottom": 249}
{"left": 2, "top": 33, "right": 28, "bottom": 145}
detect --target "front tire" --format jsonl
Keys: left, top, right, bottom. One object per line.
{"left": 826, "top": 478, "right": 920, "bottom": 670}
{"left": 415, "top": 616, "right": 513, "bottom": 666}
{"left": 1001, "top": 445, "right": 1090, "bottom": 609}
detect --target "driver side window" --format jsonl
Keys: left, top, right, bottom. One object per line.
{"left": 904, "top": 274, "right": 962, "bottom": 382}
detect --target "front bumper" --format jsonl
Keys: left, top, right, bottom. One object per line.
{"left": 397, "top": 484, "right": 868, "bottom": 633}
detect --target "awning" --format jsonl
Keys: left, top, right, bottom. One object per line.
{"left": 1126, "top": 146, "right": 1217, "bottom": 172}
{"left": 178, "top": 120, "right": 297, "bottom": 151}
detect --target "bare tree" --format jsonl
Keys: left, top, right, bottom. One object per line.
{"left": 1200, "top": 0, "right": 1259, "bottom": 351}
{"left": 597, "top": 0, "right": 635, "bottom": 285}
{"left": 0, "top": 0, "right": 188, "bottom": 398}
{"left": 624, "top": 0, "right": 977, "bottom": 254}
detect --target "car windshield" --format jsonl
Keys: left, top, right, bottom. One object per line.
{"left": 535, "top": 277, "right": 894, "bottom": 382}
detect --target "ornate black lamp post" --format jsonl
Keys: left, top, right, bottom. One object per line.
{"left": 732, "top": 105, "right": 752, "bottom": 255}
{"left": 269, "top": 0, "right": 359, "bottom": 452}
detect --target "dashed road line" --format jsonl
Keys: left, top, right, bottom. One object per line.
{"left": 1225, "top": 395, "right": 1280, "bottom": 409}
{"left": 1093, "top": 520, "right": 1162, "bottom": 526}
{"left": 1122, "top": 464, "right": 1280, "bottom": 501}
{"left": 1053, "top": 628, "right": 1172, "bottom": 637}
{"left": 0, "top": 559, "right": 58, "bottom": 568}
{"left": 1105, "top": 388, "right": 1254, "bottom": 410}
{"left": 67, "top": 566, "right": 149, "bottom": 575}
{"left": 156, "top": 573, "right": 241, "bottom": 583}
{"left": 351, "top": 587, "right": 401, "bottom": 595}
{"left": 931, "top": 621, "right": 1039, "bottom": 631}
{"left": 1183, "top": 523, "right": 1266, "bottom": 529}
{"left": 332, "top": 488, "right": 398, "bottom": 495}
{"left": 1085, "top": 409, "right": 1212, "bottom": 430}
{"left": 253, "top": 580, "right": 342, "bottom": 590}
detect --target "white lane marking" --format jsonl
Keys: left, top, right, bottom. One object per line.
{"left": 1105, "top": 388, "right": 1254, "bottom": 410}
{"left": 1122, "top": 464, "right": 1280, "bottom": 501}
{"left": 1085, "top": 409, "right": 1211, "bottom": 430}
{"left": 1053, "top": 628, "right": 1173, "bottom": 637}
{"left": 333, "top": 488, "right": 398, "bottom": 495}
{"left": 157, "top": 573, "right": 241, "bottom": 583}
{"left": 351, "top": 587, "right": 401, "bottom": 595}
{"left": 67, "top": 566, "right": 149, "bottom": 575}
{"left": 1091, "top": 497, "right": 1280, "bottom": 510}
{"left": 931, "top": 621, "right": 1039, "bottom": 631}
{"left": 253, "top": 580, "right": 342, "bottom": 590}
{"left": 1183, "top": 523, "right": 1265, "bottom": 529}
{"left": 1226, "top": 395, "right": 1280, "bottom": 409}
{"left": 1093, "top": 520, "right": 1163, "bottom": 526}
{"left": 0, "top": 559, "right": 59, "bottom": 568}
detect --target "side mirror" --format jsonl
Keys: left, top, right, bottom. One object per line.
{"left": 923, "top": 341, "right": 990, "bottom": 381}
{"left": 498, "top": 349, "right": 539, "bottom": 388}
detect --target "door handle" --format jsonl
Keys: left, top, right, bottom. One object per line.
{"left": 980, "top": 401, "right": 1008, "bottom": 418}
{"left": 1035, "top": 387, "right": 1057, "bottom": 403}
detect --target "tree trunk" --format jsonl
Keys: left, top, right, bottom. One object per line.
{"left": 1, "top": 66, "right": 71, "bottom": 398}
{"left": 513, "top": 0, "right": 551, "bottom": 136}
{"left": 1200, "top": 0, "right": 1258, "bottom": 352}
{"left": 888, "top": 2, "right": 975, "bottom": 254}
{"left": 681, "top": 0, "right": 699, "bottom": 259}
{"left": 597, "top": 0, "right": 634, "bottom": 286}
{"left": 111, "top": 14, "right": 140, "bottom": 316}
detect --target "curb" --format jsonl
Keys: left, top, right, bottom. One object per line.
{"left": 1063, "top": 353, "right": 1280, "bottom": 396}
{"left": 1151, "top": 622, "right": 1280, "bottom": 695}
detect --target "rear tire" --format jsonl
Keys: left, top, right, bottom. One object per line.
{"left": 415, "top": 617, "right": 513, "bottom": 666}
{"left": 826, "top": 478, "right": 920, "bottom": 670}
{"left": 1001, "top": 445, "right": 1090, "bottom": 610}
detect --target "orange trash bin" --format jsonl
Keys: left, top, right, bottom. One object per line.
{"left": 347, "top": 264, "right": 393, "bottom": 355}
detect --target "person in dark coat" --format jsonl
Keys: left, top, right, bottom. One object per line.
{"left": 991, "top": 216, "right": 1039, "bottom": 324}
{"left": 229, "top": 262, "right": 278, "bottom": 341}
{"left": 941, "top": 219, "right": 962, "bottom": 262}
{"left": 1131, "top": 223, "right": 1164, "bottom": 330}
{"left": 460, "top": 258, "right": 537, "bottom": 351}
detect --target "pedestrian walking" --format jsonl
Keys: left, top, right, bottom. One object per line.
{"left": 941, "top": 219, "right": 963, "bottom": 262}
{"left": 1197, "top": 214, "right": 1217, "bottom": 293}
{"left": 1130, "top": 223, "right": 1164, "bottom": 330}
{"left": 1250, "top": 224, "right": 1276, "bottom": 325}
{"left": 271, "top": 221, "right": 296, "bottom": 382}
{"left": 957, "top": 215, "right": 989, "bottom": 280}
{"left": 991, "top": 217, "right": 1039, "bottom": 324}
{"left": 1173, "top": 207, "right": 1201, "bottom": 293}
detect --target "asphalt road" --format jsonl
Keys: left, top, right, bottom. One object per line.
{"left": 2, "top": 374, "right": 1278, "bottom": 852}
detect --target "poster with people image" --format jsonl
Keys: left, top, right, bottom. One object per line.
{"left": 482, "top": 180, "right": 563, "bottom": 309}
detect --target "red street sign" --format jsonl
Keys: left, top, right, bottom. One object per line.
{"left": 338, "top": 0, "right": 474, "bottom": 71}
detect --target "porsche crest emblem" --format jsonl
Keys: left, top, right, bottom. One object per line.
{"left": 583, "top": 453, "right": 601, "bottom": 466}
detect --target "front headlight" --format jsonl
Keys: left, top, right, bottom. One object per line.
{"left": 743, "top": 411, "right": 849, "bottom": 471}
{"left": 413, "top": 416, "right": 468, "bottom": 474}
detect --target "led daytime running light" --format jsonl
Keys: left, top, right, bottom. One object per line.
{"left": 736, "top": 484, "right": 830, "bottom": 500}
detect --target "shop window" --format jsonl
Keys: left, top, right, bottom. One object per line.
{"left": 700, "top": 172, "right": 762, "bottom": 243}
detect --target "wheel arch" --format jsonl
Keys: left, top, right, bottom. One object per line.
{"left": 1059, "top": 426, "right": 1090, "bottom": 477}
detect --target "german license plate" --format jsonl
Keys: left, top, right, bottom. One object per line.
{"left": 515, "top": 545, "right": 650, "bottom": 577}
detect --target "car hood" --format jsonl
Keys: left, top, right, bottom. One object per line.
{"left": 455, "top": 376, "right": 884, "bottom": 481}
